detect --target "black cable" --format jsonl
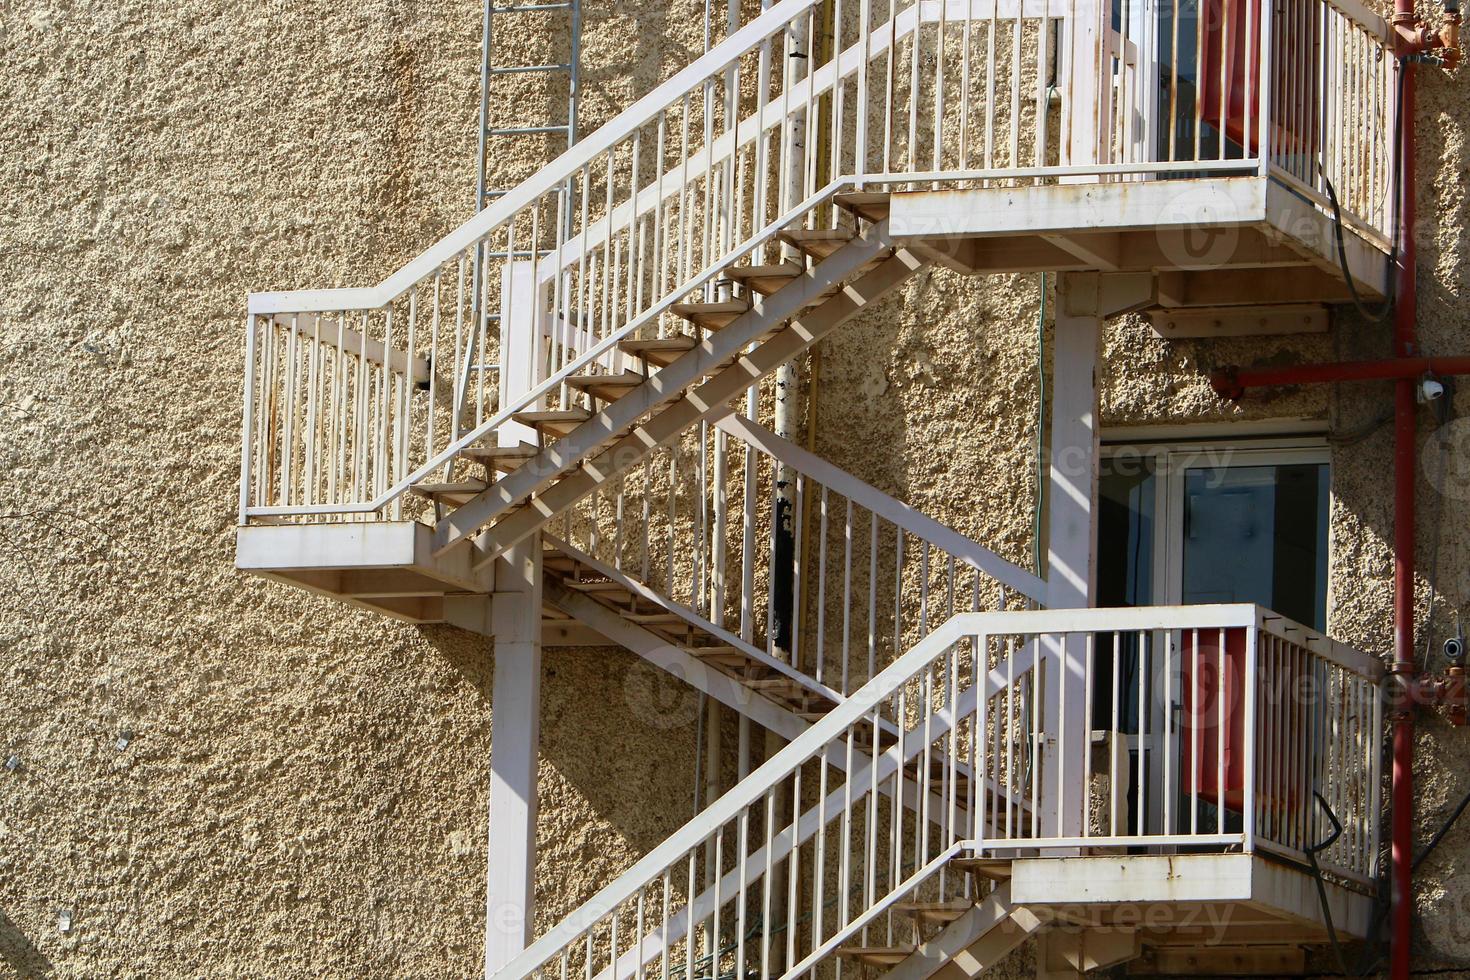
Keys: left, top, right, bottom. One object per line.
{"left": 1318, "top": 63, "right": 1406, "bottom": 325}
{"left": 1414, "top": 784, "right": 1470, "bottom": 872}
{"left": 1305, "top": 791, "right": 1352, "bottom": 977}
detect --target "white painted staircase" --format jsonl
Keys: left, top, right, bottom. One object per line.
{"left": 236, "top": 0, "right": 1397, "bottom": 972}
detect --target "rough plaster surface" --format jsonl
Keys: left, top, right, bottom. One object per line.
{"left": 0, "top": 0, "right": 716, "bottom": 975}
{"left": 3, "top": 0, "right": 1469, "bottom": 977}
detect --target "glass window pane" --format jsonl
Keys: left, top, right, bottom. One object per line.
{"left": 1181, "top": 462, "right": 1328, "bottom": 630}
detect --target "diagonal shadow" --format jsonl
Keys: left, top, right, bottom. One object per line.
{"left": 0, "top": 909, "right": 53, "bottom": 978}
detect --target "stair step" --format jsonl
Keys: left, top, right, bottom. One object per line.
{"left": 724, "top": 262, "right": 804, "bottom": 296}
{"left": 833, "top": 190, "right": 892, "bottom": 222}
{"left": 779, "top": 228, "right": 859, "bottom": 260}
{"left": 837, "top": 945, "right": 916, "bottom": 966}
{"left": 893, "top": 900, "right": 974, "bottom": 924}
{"left": 412, "top": 479, "right": 487, "bottom": 501}
{"left": 562, "top": 579, "right": 632, "bottom": 596}
{"left": 564, "top": 370, "right": 646, "bottom": 403}
{"left": 669, "top": 299, "right": 750, "bottom": 330}
{"left": 512, "top": 408, "right": 592, "bottom": 437}
{"left": 462, "top": 442, "right": 541, "bottom": 471}
{"left": 620, "top": 610, "right": 689, "bottom": 625}
{"left": 618, "top": 335, "right": 699, "bottom": 367}
{"left": 949, "top": 857, "right": 1013, "bottom": 881}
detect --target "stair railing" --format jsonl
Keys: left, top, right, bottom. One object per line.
{"left": 240, "top": 0, "right": 1087, "bottom": 527}
{"left": 963, "top": 603, "right": 1383, "bottom": 891}
{"left": 551, "top": 411, "right": 1047, "bottom": 697}
{"left": 496, "top": 604, "right": 1380, "bottom": 980}
{"left": 488, "top": 611, "right": 1037, "bottom": 980}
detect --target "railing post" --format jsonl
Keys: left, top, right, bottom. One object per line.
{"left": 238, "top": 314, "right": 258, "bottom": 526}
{"left": 1040, "top": 274, "right": 1103, "bottom": 842}
{"left": 1257, "top": 0, "right": 1274, "bottom": 176}
{"left": 1063, "top": 0, "right": 1104, "bottom": 170}
{"left": 485, "top": 538, "right": 545, "bottom": 977}
{"left": 499, "top": 259, "right": 544, "bottom": 448}
{"left": 1242, "top": 619, "right": 1259, "bottom": 855}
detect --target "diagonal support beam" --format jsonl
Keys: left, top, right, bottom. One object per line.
{"left": 544, "top": 581, "right": 811, "bottom": 741}
{"left": 470, "top": 248, "right": 929, "bottom": 569}
{"left": 563, "top": 653, "right": 1035, "bottom": 980}
{"left": 886, "top": 883, "right": 1044, "bottom": 980}
{"left": 714, "top": 414, "right": 1048, "bottom": 604}
{"left": 432, "top": 223, "right": 903, "bottom": 559}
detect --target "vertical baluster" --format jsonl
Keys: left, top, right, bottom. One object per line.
{"left": 842, "top": 497, "right": 854, "bottom": 694}
{"left": 239, "top": 316, "right": 259, "bottom": 522}
{"left": 816, "top": 486, "right": 828, "bottom": 685}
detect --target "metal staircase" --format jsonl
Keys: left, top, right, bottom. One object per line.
{"left": 236, "top": 0, "right": 1400, "bottom": 972}
{"left": 474, "top": 605, "right": 1381, "bottom": 980}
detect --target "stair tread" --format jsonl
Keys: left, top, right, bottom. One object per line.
{"left": 462, "top": 442, "right": 539, "bottom": 459}
{"left": 837, "top": 945, "right": 916, "bottom": 964}
{"left": 513, "top": 409, "right": 593, "bottom": 422}
{"left": 621, "top": 610, "right": 689, "bottom": 624}
{"left": 412, "top": 479, "right": 488, "bottom": 496}
{"left": 833, "top": 190, "right": 892, "bottom": 222}
{"left": 949, "top": 857, "right": 1013, "bottom": 880}
{"left": 618, "top": 335, "right": 699, "bottom": 367}
{"left": 779, "top": 228, "right": 859, "bottom": 260}
{"left": 512, "top": 408, "right": 593, "bottom": 437}
{"left": 894, "top": 900, "right": 974, "bottom": 923}
{"left": 562, "top": 579, "right": 632, "bottom": 594}
{"left": 725, "top": 262, "right": 804, "bottom": 295}
{"left": 670, "top": 299, "right": 750, "bottom": 329}
{"left": 564, "top": 370, "right": 646, "bottom": 400}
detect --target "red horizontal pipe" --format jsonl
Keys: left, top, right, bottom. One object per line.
{"left": 1212, "top": 356, "right": 1470, "bottom": 400}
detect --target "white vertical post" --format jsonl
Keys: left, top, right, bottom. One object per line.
{"left": 499, "top": 259, "right": 544, "bottom": 448}
{"left": 1034, "top": 273, "right": 1102, "bottom": 980}
{"left": 485, "top": 538, "right": 544, "bottom": 976}
{"left": 486, "top": 258, "right": 546, "bottom": 976}
{"left": 1041, "top": 273, "right": 1102, "bottom": 841}
{"left": 1064, "top": 0, "right": 1103, "bottom": 169}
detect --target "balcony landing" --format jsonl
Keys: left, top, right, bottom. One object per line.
{"left": 1009, "top": 852, "right": 1372, "bottom": 949}
{"left": 889, "top": 176, "right": 1389, "bottom": 326}
{"left": 235, "top": 522, "right": 608, "bottom": 645}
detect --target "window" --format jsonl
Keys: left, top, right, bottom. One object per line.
{"left": 1098, "top": 442, "right": 1330, "bottom": 630}
{"left": 1092, "top": 439, "right": 1330, "bottom": 836}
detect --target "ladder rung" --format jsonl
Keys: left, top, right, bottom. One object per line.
{"left": 477, "top": 249, "right": 556, "bottom": 260}
{"left": 492, "top": 2, "right": 574, "bottom": 11}
{"left": 488, "top": 63, "right": 573, "bottom": 75}
{"left": 481, "top": 186, "right": 569, "bottom": 198}
{"left": 487, "top": 124, "right": 573, "bottom": 136}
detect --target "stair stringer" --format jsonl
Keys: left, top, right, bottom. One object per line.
{"left": 882, "top": 882, "right": 1044, "bottom": 980}
{"left": 545, "top": 572, "right": 978, "bottom": 834}
{"left": 440, "top": 237, "right": 927, "bottom": 564}
{"left": 488, "top": 614, "right": 1037, "bottom": 980}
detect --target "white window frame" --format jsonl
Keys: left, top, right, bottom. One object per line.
{"left": 1099, "top": 434, "right": 1331, "bottom": 835}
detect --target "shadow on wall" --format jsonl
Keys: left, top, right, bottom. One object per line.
{"left": 0, "top": 909, "right": 53, "bottom": 979}
{"left": 418, "top": 624, "right": 703, "bottom": 874}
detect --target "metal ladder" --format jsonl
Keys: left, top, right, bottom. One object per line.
{"left": 464, "top": 0, "right": 583, "bottom": 425}
{"left": 474, "top": 0, "right": 581, "bottom": 214}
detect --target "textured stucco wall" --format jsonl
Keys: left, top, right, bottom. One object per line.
{"left": 0, "top": 0, "right": 720, "bottom": 975}
{"left": 3, "top": 0, "right": 1470, "bottom": 977}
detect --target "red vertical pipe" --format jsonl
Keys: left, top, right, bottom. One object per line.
{"left": 1390, "top": 46, "right": 1417, "bottom": 980}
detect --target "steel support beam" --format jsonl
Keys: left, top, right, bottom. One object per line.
{"left": 482, "top": 538, "right": 544, "bottom": 976}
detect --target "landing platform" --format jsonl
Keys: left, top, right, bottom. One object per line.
{"left": 236, "top": 522, "right": 609, "bottom": 645}
{"left": 1009, "top": 852, "right": 1372, "bottom": 948}
{"left": 889, "top": 176, "right": 1389, "bottom": 312}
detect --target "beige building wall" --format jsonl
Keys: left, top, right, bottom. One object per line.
{"left": 2, "top": 0, "right": 1467, "bottom": 977}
